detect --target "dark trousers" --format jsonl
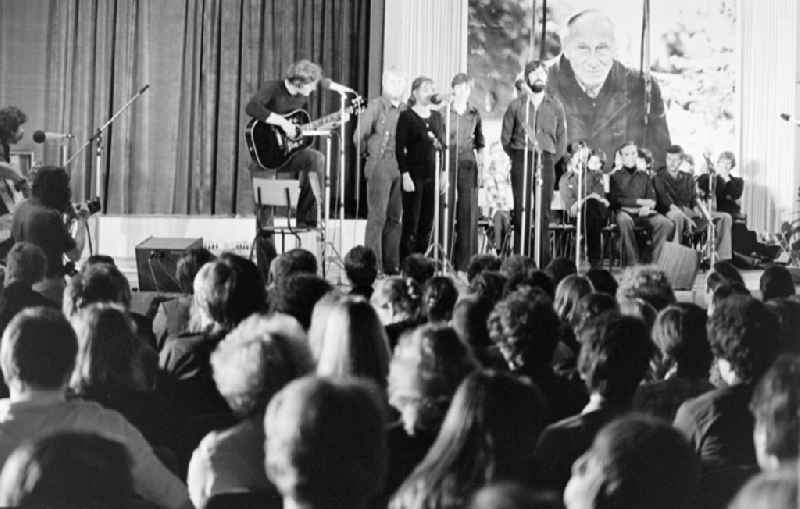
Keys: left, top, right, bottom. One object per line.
{"left": 364, "top": 156, "right": 403, "bottom": 274}
{"left": 576, "top": 198, "right": 608, "bottom": 266}
{"left": 509, "top": 149, "right": 554, "bottom": 265}
{"left": 443, "top": 157, "right": 479, "bottom": 271}
{"left": 401, "top": 178, "right": 436, "bottom": 260}
{"left": 615, "top": 210, "right": 674, "bottom": 265}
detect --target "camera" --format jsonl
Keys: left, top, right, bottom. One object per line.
{"left": 73, "top": 197, "right": 102, "bottom": 216}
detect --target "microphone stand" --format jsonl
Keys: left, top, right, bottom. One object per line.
{"left": 66, "top": 84, "right": 150, "bottom": 213}
{"left": 520, "top": 94, "right": 531, "bottom": 257}
{"left": 575, "top": 158, "right": 585, "bottom": 270}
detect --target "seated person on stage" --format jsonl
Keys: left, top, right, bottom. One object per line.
{"left": 480, "top": 142, "right": 513, "bottom": 255}
{"left": 11, "top": 166, "right": 87, "bottom": 304}
{"left": 558, "top": 143, "right": 609, "bottom": 268}
{"left": 697, "top": 150, "right": 744, "bottom": 216}
{"left": 653, "top": 145, "right": 732, "bottom": 261}
{"left": 245, "top": 60, "right": 325, "bottom": 270}
{"left": 609, "top": 141, "right": 673, "bottom": 264}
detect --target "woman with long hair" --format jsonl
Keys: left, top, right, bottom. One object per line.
{"left": 389, "top": 370, "right": 545, "bottom": 509}
{"left": 372, "top": 276, "right": 422, "bottom": 349}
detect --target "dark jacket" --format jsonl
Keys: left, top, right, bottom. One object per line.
{"left": 0, "top": 282, "right": 56, "bottom": 334}
{"left": 697, "top": 173, "right": 744, "bottom": 214}
{"left": 501, "top": 93, "right": 566, "bottom": 157}
{"left": 449, "top": 104, "right": 485, "bottom": 158}
{"left": 610, "top": 167, "right": 657, "bottom": 210}
{"left": 653, "top": 169, "right": 697, "bottom": 213}
{"left": 546, "top": 55, "right": 671, "bottom": 169}
{"left": 354, "top": 95, "right": 406, "bottom": 160}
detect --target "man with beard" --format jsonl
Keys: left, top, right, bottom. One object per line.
{"left": 546, "top": 9, "right": 671, "bottom": 170}
{"left": 501, "top": 61, "right": 566, "bottom": 263}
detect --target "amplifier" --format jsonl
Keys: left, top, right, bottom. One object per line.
{"left": 135, "top": 236, "right": 203, "bottom": 291}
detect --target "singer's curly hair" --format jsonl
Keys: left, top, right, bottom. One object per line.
{"left": 285, "top": 60, "right": 323, "bottom": 86}
{"left": 31, "top": 166, "right": 71, "bottom": 212}
{"left": 0, "top": 106, "right": 27, "bottom": 144}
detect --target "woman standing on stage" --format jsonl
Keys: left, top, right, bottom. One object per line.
{"left": 397, "top": 77, "right": 445, "bottom": 260}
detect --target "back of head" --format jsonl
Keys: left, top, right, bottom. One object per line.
{"left": 504, "top": 269, "right": 554, "bottom": 299}
{"left": 554, "top": 274, "right": 594, "bottom": 323}
{"left": 451, "top": 295, "right": 495, "bottom": 354}
{"left": 578, "top": 313, "right": 653, "bottom": 404}
{"left": 750, "top": 355, "right": 800, "bottom": 468}
{"left": 765, "top": 298, "right": 800, "bottom": 354}
{"left": 0, "top": 431, "right": 133, "bottom": 509}
{"left": 264, "top": 376, "right": 387, "bottom": 507}
{"left": 585, "top": 268, "right": 618, "bottom": 297}
{"left": 212, "top": 314, "right": 313, "bottom": 418}
{"left": 616, "top": 265, "right": 675, "bottom": 311}
{"left": 761, "top": 265, "right": 796, "bottom": 302}
{"left": 273, "top": 273, "right": 332, "bottom": 329}
{"left": 175, "top": 248, "right": 215, "bottom": 294}
{"left": 344, "top": 245, "right": 378, "bottom": 289}
{"left": 571, "top": 293, "right": 619, "bottom": 333}
{"left": 63, "top": 262, "right": 131, "bottom": 317}
{"left": 566, "top": 415, "right": 699, "bottom": 509}
{"left": 708, "top": 295, "right": 780, "bottom": 384}
{"left": 371, "top": 276, "right": 421, "bottom": 323}
{"left": 544, "top": 257, "right": 576, "bottom": 289}
{"left": 469, "top": 270, "right": 507, "bottom": 306}
{"left": 651, "top": 303, "right": 711, "bottom": 379}
{"left": 1, "top": 307, "right": 77, "bottom": 391}
{"left": 423, "top": 276, "right": 458, "bottom": 323}
{"left": 193, "top": 254, "right": 268, "bottom": 332}
{"left": 729, "top": 468, "right": 797, "bottom": 509}
{"left": 618, "top": 297, "right": 657, "bottom": 332}
{"left": 467, "top": 254, "right": 502, "bottom": 283}
{"left": 488, "top": 287, "right": 561, "bottom": 371}
{"left": 30, "top": 166, "right": 70, "bottom": 212}
{"left": 402, "top": 254, "right": 436, "bottom": 286}
{"left": 4, "top": 242, "right": 47, "bottom": 287}
{"left": 710, "top": 261, "right": 745, "bottom": 288}
{"left": 501, "top": 254, "right": 537, "bottom": 281}
{"left": 273, "top": 248, "right": 318, "bottom": 285}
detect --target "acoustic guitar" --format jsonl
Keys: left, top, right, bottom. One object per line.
{"left": 0, "top": 162, "right": 29, "bottom": 243}
{"left": 245, "top": 97, "right": 365, "bottom": 170}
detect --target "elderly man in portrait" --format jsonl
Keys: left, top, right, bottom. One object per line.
{"left": 546, "top": 9, "right": 671, "bottom": 169}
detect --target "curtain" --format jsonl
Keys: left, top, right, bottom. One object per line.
{"left": 0, "top": 0, "right": 381, "bottom": 215}
{"left": 738, "top": 0, "right": 799, "bottom": 233}
{"left": 383, "top": 0, "right": 468, "bottom": 94}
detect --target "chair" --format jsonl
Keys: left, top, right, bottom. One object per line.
{"left": 251, "top": 177, "right": 317, "bottom": 259}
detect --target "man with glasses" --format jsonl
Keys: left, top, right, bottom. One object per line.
{"left": 546, "top": 9, "right": 671, "bottom": 170}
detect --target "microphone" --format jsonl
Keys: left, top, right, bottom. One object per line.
{"left": 429, "top": 93, "right": 453, "bottom": 105}
{"left": 320, "top": 78, "right": 356, "bottom": 94}
{"left": 779, "top": 113, "right": 800, "bottom": 125}
{"left": 32, "top": 130, "right": 73, "bottom": 143}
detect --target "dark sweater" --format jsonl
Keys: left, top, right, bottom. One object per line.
{"left": 610, "top": 166, "right": 657, "bottom": 209}
{"left": 245, "top": 80, "right": 309, "bottom": 120}
{"left": 697, "top": 173, "right": 744, "bottom": 214}
{"left": 653, "top": 169, "right": 697, "bottom": 213}
{"left": 396, "top": 108, "right": 445, "bottom": 182}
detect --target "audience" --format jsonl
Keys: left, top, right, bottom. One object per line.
{"left": 401, "top": 253, "right": 436, "bottom": 286}
{"left": 470, "top": 482, "right": 557, "bottom": 509}
{"left": 760, "top": 264, "right": 796, "bottom": 301}
{"left": 0, "top": 242, "right": 54, "bottom": 336}
{"left": 451, "top": 295, "right": 499, "bottom": 367}
{"left": 310, "top": 296, "right": 391, "bottom": 388}
{"left": 534, "top": 314, "right": 653, "bottom": 492}
{"left": 0, "top": 431, "right": 134, "bottom": 509}
{"left": 729, "top": 468, "right": 798, "bottom": 509}
{"left": 563, "top": 415, "right": 700, "bottom": 509}
{"left": 372, "top": 276, "right": 422, "bottom": 348}
{"left": 500, "top": 254, "right": 537, "bottom": 282}
{"left": 0, "top": 307, "right": 190, "bottom": 509}
{"left": 270, "top": 248, "right": 317, "bottom": 286}
{"left": 422, "top": 276, "right": 458, "bottom": 323}
{"left": 265, "top": 376, "right": 387, "bottom": 509}
{"left": 488, "top": 287, "right": 587, "bottom": 423}
{"left": 390, "top": 371, "right": 545, "bottom": 509}
{"left": 616, "top": 264, "right": 676, "bottom": 311}
{"left": 187, "top": 314, "right": 312, "bottom": 509}
{"left": 584, "top": 267, "right": 617, "bottom": 296}
{"left": 707, "top": 281, "right": 750, "bottom": 317}
{"left": 503, "top": 269, "right": 554, "bottom": 298}
{"left": 468, "top": 270, "right": 507, "bottom": 305}
{"left": 386, "top": 324, "right": 478, "bottom": 498}
{"left": 344, "top": 245, "right": 378, "bottom": 300}
{"left": 569, "top": 292, "right": 619, "bottom": 336}
{"left": 633, "top": 303, "right": 713, "bottom": 421}
{"left": 544, "top": 257, "right": 576, "bottom": 289}
{"left": 466, "top": 254, "right": 502, "bottom": 283}
{"left": 270, "top": 272, "right": 331, "bottom": 329}
{"left": 617, "top": 296, "right": 657, "bottom": 331}
{"left": 765, "top": 298, "right": 800, "bottom": 354}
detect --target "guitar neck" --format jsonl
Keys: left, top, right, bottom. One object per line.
{"left": 301, "top": 111, "right": 343, "bottom": 132}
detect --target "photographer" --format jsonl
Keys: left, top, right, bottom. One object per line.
{"left": 11, "top": 166, "right": 88, "bottom": 304}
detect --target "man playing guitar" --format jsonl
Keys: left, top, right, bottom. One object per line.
{"left": 0, "top": 106, "right": 32, "bottom": 257}
{"left": 245, "top": 60, "right": 325, "bottom": 271}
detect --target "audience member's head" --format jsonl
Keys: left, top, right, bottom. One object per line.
{"left": 708, "top": 261, "right": 745, "bottom": 290}
{"left": 388, "top": 324, "right": 477, "bottom": 435}
{"left": 500, "top": 254, "right": 537, "bottom": 281}
{"left": 760, "top": 265, "right": 796, "bottom": 302}
{"left": 488, "top": 287, "right": 561, "bottom": 372}
{"left": 469, "top": 270, "right": 507, "bottom": 305}
{"left": 570, "top": 293, "right": 619, "bottom": 335}
{"left": 564, "top": 415, "right": 699, "bottom": 509}
{"left": 191, "top": 253, "right": 268, "bottom": 334}
{"left": 422, "top": 276, "right": 458, "bottom": 323}
{"left": 271, "top": 248, "right": 318, "bottom": 286}
{"left": 617, "top": 297, "right": 657, "bottom": 332}
{"left": 650, "top": 303, "right": 711, "bottom": 381}
{"left": 467, "top": 254, "right": 502, "bottom": 283}
{"left": 765, "top": 298, "right": 800, "bottom": 354}
{"left": 470, "top": 482, "right": 557, "bottom": 509}
{"left": 708, "top": 295, "right": 780, "bottom": 386}
{"left": 504, "top": 269, "right": 554, "bottom": 299}
{"left": 344, "top": 245, "right": 378, "bottom": 290}
{"left": 544, "top": 257, "right": 576, "bottom": 289}
{"left": 212, "top": 313, "right": 312, "bottom": 419}
{"left": 69, "top": 303, "right": 143, "bottom": 395}
{"left": 30, "top": 166, "right": 71, "bottom": 212}
{"left": 63, "top": 262, "right": 131, "bottom": 317}
{"left": 272, "top": 273, "right": 332, "bottom": 330}
{"left": 616, "top": 265, "right": 675, "bottom": 311}
{"left": 391, "top": 371, "right": 545, "bottom": 509}
{"left": 585, "top": 268, "right": 618, "bottom": 297}
{"left": 371, "top": 276, "right": 421, "bottom": 325}
{"left": 451, "top": 295, "right": 495, "bottom": 361}
{"left": 0, "top": 431, "right": 133, "bottom": 509}
{"left": 577, "top": 314, "right": 653, "bottom": 405}
{"left": 265, "top": 376, "right": 387, "bottom": 509}
{"left": 708, "top": 281, "right": 750, "bottom": 317}
{"left": 401, "top": 254, "right": 436, "bottom": 286}
{"left": 1, "top": 307, "right": 77, "bottom": 393}
{"left": 311, "top": 297, "right": 391, "bottom": 387}
{"left": 729, "top": 468, "right": 797, "bottom": 509}
{"left": 4, "top": 242, "right": 47, "bottom": 288}
{"left": 554, "top": 274, "right": 594, "bottom": 324}
{"left": 175, "top": 248, "right": 215, "bottom": 294}
{"left": 750, "top": 355, "right": 800, "bottom": 470}
{"left": 83, "top": 254, "right": 116, "bottom": 268}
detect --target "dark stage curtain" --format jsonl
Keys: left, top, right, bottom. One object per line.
{"left": 0, "top": 0, "right": 382, "bottom": 215}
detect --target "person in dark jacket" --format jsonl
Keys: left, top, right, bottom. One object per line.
{"left": 0, "top": 242, "right": 55, "bottom": 337}
{"left": 697, "top": 151, "right": 744, "bottom": 216}
{"left": 546, "top": 9, "right": 671, "bottom": 170}
{"left": 501, "top": 61, "right": 566, "bottom": 263}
